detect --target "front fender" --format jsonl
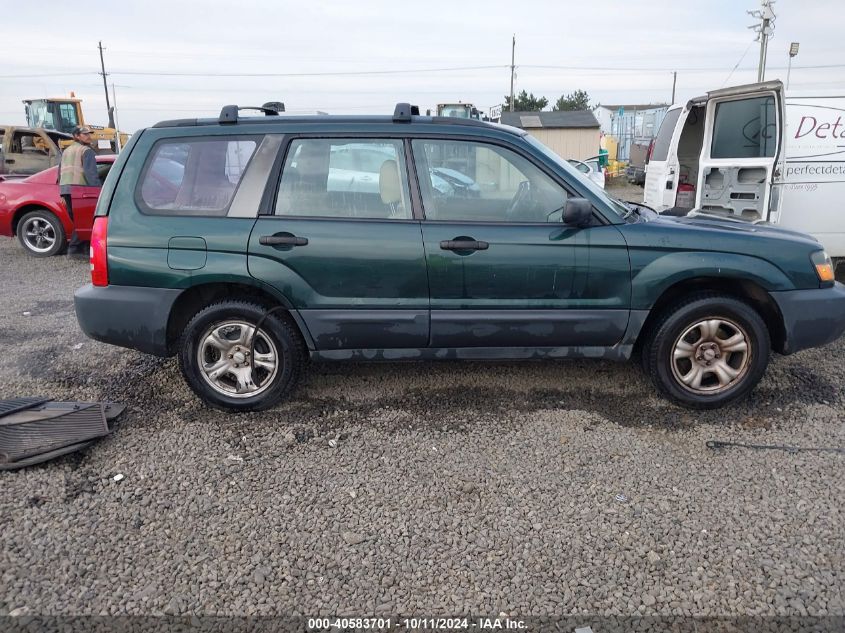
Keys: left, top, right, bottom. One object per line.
{"left": 631, "top": 251, "right": 794, "bottom": 310}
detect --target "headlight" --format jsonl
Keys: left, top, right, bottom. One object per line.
{"left": 810, "top": 250, "right": 835, "bottom": 283}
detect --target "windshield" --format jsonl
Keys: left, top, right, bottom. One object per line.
{"left": 523, "top": 135, "right": 629, "bottom": 219}
{"left": 24, "top": 100, "right": 77, "bottom": 134}
{"left": 439, "top": 104, "right": 471, "bottom": 118}
{"left": 25, "top": 100, "right": 54, "bottom": 129}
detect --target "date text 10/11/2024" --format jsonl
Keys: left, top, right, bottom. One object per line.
{"left": 307, "top": 617, "right": 529, "bottom": 630}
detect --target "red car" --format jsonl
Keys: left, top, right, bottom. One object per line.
{"left": 0, "top": 155, "right": 115, "bottom": 257}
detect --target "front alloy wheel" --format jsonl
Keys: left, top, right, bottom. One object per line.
{"left": 646, "top": 294, "right": 770, "bottom": 409}
{"left": 670, "top": 318, "right": 751, "bottom": 394}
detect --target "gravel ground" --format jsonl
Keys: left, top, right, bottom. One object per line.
{"left": 606, "top": 178, "right": 646, "bottom": 203}
{"left": 0, "top": 236, "right": 843, "bottom": 619}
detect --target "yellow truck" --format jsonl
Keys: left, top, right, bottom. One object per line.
{"left": 436, "top": 102, "right": 482, "bottom": 119}
{"left": 23, "top": 95, "right": 129, "bottom": 153}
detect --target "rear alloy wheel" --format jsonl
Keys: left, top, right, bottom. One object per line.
{"left": 196, "top": 320, "right": 279, "bottom": 399}
{"left": 178, "top": 301, "right": 305, "bottom": 411}
{"left": 17, "top": 209, "right": 66, "bottom": 257}
{"left": 647, "top": 294, "right": 770, "bottom": 409}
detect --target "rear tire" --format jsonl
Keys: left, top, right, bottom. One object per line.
{"left": 645, "top": 294, "right": 770, "bottom": 409}
{"left": 178, "top": 301, "right": 306, "bottom": 411}
{"left": 17, "top": 209, "right": 66, "bottom": 257}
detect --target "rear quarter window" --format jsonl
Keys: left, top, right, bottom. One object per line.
{"left": 137, "top": 136, "right": 260, "bottom": 215}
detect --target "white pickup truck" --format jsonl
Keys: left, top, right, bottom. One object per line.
{"left": 644, "top": 80, "right": 845, "bottom": 276}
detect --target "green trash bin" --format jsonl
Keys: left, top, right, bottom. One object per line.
{"left": 598, "top": 148, "right": 609, "bottom": 168}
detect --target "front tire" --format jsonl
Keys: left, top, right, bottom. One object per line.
{"left": 17, "top": 209, "right": 66, "bottom": 257}
{"left": 178, "top": 301, "right": 305, "bottom": 411}
{"left": 646, "top": 294, "right": 770, "bottom": 409}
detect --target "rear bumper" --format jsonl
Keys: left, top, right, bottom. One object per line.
{"left": 74, "top": 284, "right": 181, "bottom": 357}
{"left": 770, "top": 283, "right": 845, "bottom": 354}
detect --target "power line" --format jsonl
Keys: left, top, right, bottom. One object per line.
{"left": 722, "top": 40, "right": 755, "bottom": 87}
{"left": 111, "top": 65, "right": 508, "bottom": 78}
{"left": 0, "top": 71, "right": 95, "bottom": 78}
{"left": 521, "top": 63, "right": 845, "bottom": 72}
{"left": 3, "top": 61, "right": 845, "bottom": 81}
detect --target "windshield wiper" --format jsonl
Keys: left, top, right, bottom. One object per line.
{"left": 619, "top": 201, "right": 638, "bottom": 221}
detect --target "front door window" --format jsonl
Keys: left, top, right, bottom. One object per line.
{"left": 412, "top": 139, "right": 568, "bottom": 223}
{"left": 58, "top": 103, "right": 79, "bottom": 134}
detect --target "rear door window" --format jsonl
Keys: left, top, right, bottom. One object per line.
{"left": 275, "top": 139, "right": 412, "bottom": 219}
{"left": 138, "top": 137, "right": 259, "bottom": 215}
{"left": 710, "top": 96, "right": 776, "bottom": 159}
{"left": 651, "top": 108, "right": 681, "bottom": 162}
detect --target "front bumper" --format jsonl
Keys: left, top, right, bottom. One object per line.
{"left": 770, "top": 282, "right": 845, "bottom": 354}
{"left": 74, "top": 284, "right": 182, "bottom": 357}
{"left": 0, "top": 210, "right": 14, "bottom": 237}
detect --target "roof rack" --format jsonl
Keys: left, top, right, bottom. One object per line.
{"left": 393, "top": 102, "right": 420, "bottom": 123}
{"left": 219, "top": 102, "right": 286, "bottom": 124}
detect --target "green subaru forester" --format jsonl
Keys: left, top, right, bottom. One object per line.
{"left": 74, "top": 104, "right": 845, "bottom": 411}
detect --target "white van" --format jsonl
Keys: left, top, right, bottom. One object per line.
{"left": 644, "top": 80, "right": 845, "bottom": 272}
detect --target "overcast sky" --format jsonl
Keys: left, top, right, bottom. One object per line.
{"left": 3, "top": 0, "right": 842, "bottom": 132}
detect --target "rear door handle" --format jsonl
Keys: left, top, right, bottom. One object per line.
{"left": 440, "top": 239, "right": 489, "bottom": 251}
{"left": 259, "top": 234, "right": 308, "bottom": 246}
{"left": 5, "top": 159, "right": 14, "bottom": 164}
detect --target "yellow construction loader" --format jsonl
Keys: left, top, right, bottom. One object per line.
{"left": 23, "top": 93, "right": 129, "bottom": 153}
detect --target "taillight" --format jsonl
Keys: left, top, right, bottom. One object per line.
{"left": 90, "top": 216, "right": 109, "bottom": 287}
{"left": 646, "top": 140, "right": 655, "bottom": 163}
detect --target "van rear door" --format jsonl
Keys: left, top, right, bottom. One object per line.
{"left": 695, "top": 80, "right": 784, "bottom": 221}
{"left": 644, "top": 107, "right": 685, "bottom": 210}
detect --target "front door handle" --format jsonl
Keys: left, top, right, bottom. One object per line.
{"left": 440, "top": 239, "right": 489, "bottom": 251}
{"left": 5, "top": 159, "right": 14, "bottom": 164}
{"left": 259, "top": 234, "right": 308, "bottom": 247}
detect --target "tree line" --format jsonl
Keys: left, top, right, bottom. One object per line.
{"left": 504, "top": 89, "right": 596, "bottom": 112}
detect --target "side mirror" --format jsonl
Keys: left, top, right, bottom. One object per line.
{"left": 563, "top": 197, "right": 592, "bottom": 227}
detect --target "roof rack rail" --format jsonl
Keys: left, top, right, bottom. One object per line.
{"left": 393, "top": 103, "right": 419, "bottom": 123}
{"left": 219, "top": 103, "right": 286, "bottom": 124}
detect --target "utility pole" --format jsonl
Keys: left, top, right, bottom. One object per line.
{"left": 98, "top": 41, "right": 115, "bottom": 128}
{"left": 748, "top": 1, "right": 776, "bottom": 82}
{"left": 671, "top": 71, "right": 677, "bottom": 104}
{"left": 509, "top": 35, "right": 515, "bottom": 112}
{"left": 111, "top": 82, "right": 121, "bottom": 152}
